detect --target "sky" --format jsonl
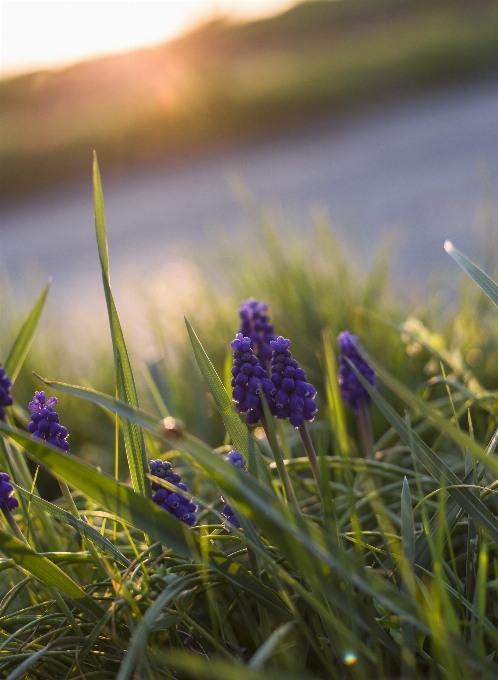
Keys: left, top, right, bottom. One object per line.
{"left": 0, "top": 0, "right": 295, "bottom": 77}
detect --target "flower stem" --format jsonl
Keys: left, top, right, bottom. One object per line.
{"left": 356, "top": 400, "right": 374, "bottom": 459}
{"left": 298, "top": 423, "right": 319, "bottom": 484}
{"left": 260, "top": 414, "right": 299, "bottom": 510}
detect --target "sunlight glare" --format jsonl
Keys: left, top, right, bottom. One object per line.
{"left": 0, "top": 1, "right": 295, "bottom": 76}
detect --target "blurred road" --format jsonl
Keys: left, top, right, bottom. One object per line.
{"left": 2, "top": 78, "right": 498, "bottom": 307}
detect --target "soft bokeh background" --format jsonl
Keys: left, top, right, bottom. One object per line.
{"left": 1, "top": 0, "right": 498, "bottom": 489}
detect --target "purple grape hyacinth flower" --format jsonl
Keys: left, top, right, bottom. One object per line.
{"left": 0, "top": 472, "right": 19, "bottom": 512}
{"left": 0, "top": 364, "right": 13, "bottom": 422}
{"left": 28, "top": 391, "right": 70, "bottom": 452}
{"left": 221, "top": 450, "right": 247, "bottom": 530}
{"left": 269, "top": 336, "right": 318, "bottom": 429}
{"left": 238, "top": 298, "right": 276, "bottom": 364}
{"left": 149, "top": 459, "right": 197, "bottom": 526}
{"left": 230, "top": 333, "right": 276, "bottom": 426}
{"left": 337, "top": 331, "right": 376, "bottom": 411}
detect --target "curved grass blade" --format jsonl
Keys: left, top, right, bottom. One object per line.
{"left": 93, "top": 153, "right": 149, "bottom": 499}
{"left": 0, "top": 528, "right": 103, "bottom": 619}
{"left": 185, "top": 318, "right": 272, "bottom": 488}
{"left": 445, "top": 241, "right": 498, "bottom": 307}
{"left": 13, "top": 484, "right": 130, "bottom": 568}
{"left": 0, "top": 422, "right": 289, "bottom": 618}
{"left": 4, "top": 280, "right": 51, "bottom": 383}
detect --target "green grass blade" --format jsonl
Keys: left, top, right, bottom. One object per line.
{"left": 93, "top": 154, "right": 149, "bottom": 498}
{"left": 13, "top": 484, "right": 130, "bottom": 567}
{"left": 400, "top": 477, "right": 416, "bottom": 677}
{"left": 0, "top": 528, "right": 104, "bottom": 620}
{"left": 185, "top": 317, "right": 272, "bottom": 488}
{"left": 322, "top": 328, "right": 349, "bottom": 456}
{"left": 445, "top": 240, "right": 498, "bottom": 307}
{"left": 347, "top": 359, "right": 498, "bottom": 547}
{"left": 4, "top": 280, "right": 51, "bottom": 383}
{"left": 0, "top": 422, "right": 289, "bottom": 618}
{"left": 248, "top": 621, "right": 296, "bottom": 668}
{"left": 401, "top": 477, "right": 415, "bottom": 568}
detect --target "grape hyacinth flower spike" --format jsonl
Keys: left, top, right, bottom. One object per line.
{"left": 230, "top": 333, "right": 276, "bottom": 426}
{"left": 0, "top": 472, "right": 19, "bottom": 513}
{"left": 269, "top": 336, "right": 318, "bottom": 429}
{"left": 238, "top": 298, "right": 276, "bottom": 365}
{"left": 0, "top": 364, "right": 13, "bottom": 422}
{"left": 0, "top": 471, "right": 24, "bottom": 541}
{"left": 221, "top": 450, "right": 247, "bottom": 530}
{"left": 337, "top": 331, "right": 375, "bottom": 411}
{"left": 149, "top": 460, "right": 197, "bottom": 526}
{"left": 337, "top": 331, "right": 376, "bottom": 458}
{"left": 28, "top": 391, "right": 70, "bottom": 452}
{"left": 268, "top": 336, "right": 319, "bottom": 481}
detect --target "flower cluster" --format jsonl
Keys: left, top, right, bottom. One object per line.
{"left": 230, "top": 333, "right": 276, "bottom": 426}
{"left": 221, "top": 450, "right": 247, "bottom": 530}
{"left": 267, "top": 336, "right": 317, "bottom": 428}
{"left": 149, "top": 459, "right": 197, "bottom": 526}
{"left": 238, "top": 298, "right": 276, "bottom": 364}
{"left": 337, "top": 331, "right": 375, "bottom": 410}
{"left": 0, "top": 364, "right": 13, "bottom": 421}
{"left": 0, "top": 472, "right": 18, "bottom": 512}
{"left": 28, "top": 391, "right": 70, "bottom": 451}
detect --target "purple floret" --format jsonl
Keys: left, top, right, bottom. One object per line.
{"left": 238, "top": 298, "right": 276, "bottom": 364}
{"left": 230, "top": 333, "right": 276, "bottom": 426}
{"left": 28, "top": 391, "right": 70, "bottom": 452}
{"left": 149, "top": 459, "right": 197, "bottom": 527}
{"left": 0, "top": 472, "right": 19, "bottom": 512}
{"left": 221, "top": 450, "right": 247, "bottom": 530}
{"left": 269, "top": 336, "right": 318, "bottom": 428}
{"left": 0, "top": 364, "right": 13, "bottom": 422}
{"left": 337, "top": 331, "right": 376, "bottom": 411}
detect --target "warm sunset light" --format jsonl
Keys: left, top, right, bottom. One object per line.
{"left": 0, "top": 0, "right": 295, "bottom": 77}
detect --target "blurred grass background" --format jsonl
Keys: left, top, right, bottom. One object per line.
{"left": 2, "top": 207, "right": 498, "bottom": 498}
{"left": 2, "top": 0, "right": 498, "bottom": 196}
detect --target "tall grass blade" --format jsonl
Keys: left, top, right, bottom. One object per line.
{"left": 445, "top": 240, "right": 498, "bottom": 307}
{"left": 93, "top": 154, "right": 149, "bottom": 498}
{"left": 4, "top": 280, "right": 51, "bottom": 382}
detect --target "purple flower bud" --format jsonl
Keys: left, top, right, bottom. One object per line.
{"left": 269, "top": 337, "right": 317, "bottom": 427}
{"left": 0, "top": 471, "right": 18, "bottom": 512}
{"left": 149, "top": 459, "right": 197, "bottom": 526}
{"left": 275, "top": 389, "right": 289, "bottom": 407}
{"left": 233, "top": 385, "right": 247, "bottom": 402}
{"left": 237, "top": 298, "right": 276, "bottom": 364}
{"left": 0, "top": 364, "right": 13, "bottom": 422}
{"left": 28, "top": 391, "right": 70, "bottom": 452}
{"left": 230, "top": 332, "right": 272, "bottom": 426}
{"left": 337, "top": 331, "right": 376, "bottom": 411}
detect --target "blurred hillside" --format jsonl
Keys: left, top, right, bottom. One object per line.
{"left": 1, "top": 0, "right": 498, "bottom": 196}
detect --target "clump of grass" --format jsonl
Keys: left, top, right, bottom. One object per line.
{"left": 0, "top": 158, "right": 498, "bottom": 678}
